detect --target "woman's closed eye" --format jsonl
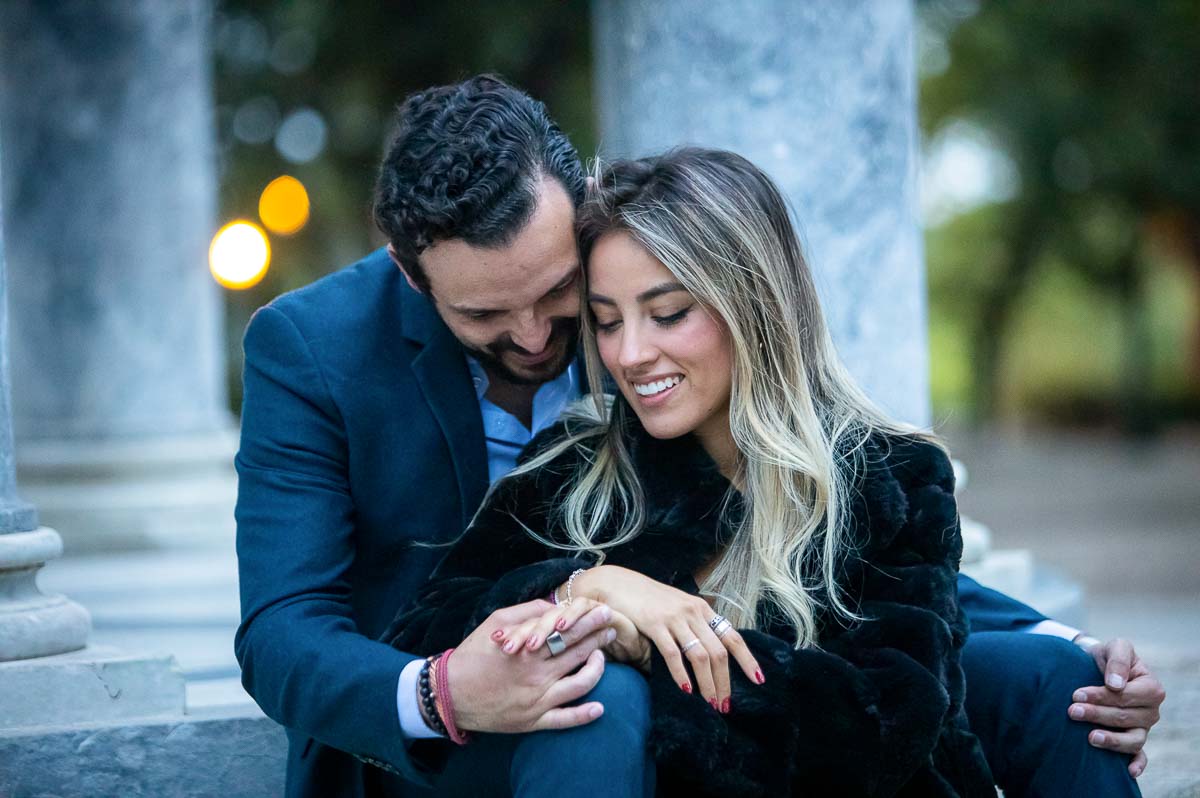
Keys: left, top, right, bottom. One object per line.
{"left": 593, "top": 305, "right": 694, "bottom": 335}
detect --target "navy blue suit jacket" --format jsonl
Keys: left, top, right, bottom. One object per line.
{"left": 234, "top": 248, "right": 1048, "bottom": 795}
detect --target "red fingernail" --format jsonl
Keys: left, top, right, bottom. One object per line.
{"left": 491, "top": 630, "right": 505, "bottom": 640}
{"left": 556, "top": 618, "right": 568, "bottom": 631}
{"left": 722, "top": 697, "right": 731, "bottom": 714}
{"left": 755, "top": 670, "right": 765, "bottom": 684}
{"left": 709, "top": 699, "right": 719, "bottom": 711}
{"left": 681, "top": 682, "right": 692, "bottom": 694}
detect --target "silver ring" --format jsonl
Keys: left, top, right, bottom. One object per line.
{"left": 680, "top": 638, "right": 702, "bottom": 653}
{"left": 713, "top": 619, "right": 733, "bottom": 638}
{"left": 708, "top": 615, "right": 727, "bottom": 631}
{"left": 545, "top": 630, "right": 567, "bottom": 657}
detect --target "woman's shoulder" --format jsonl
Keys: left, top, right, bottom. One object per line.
{"left": 848, "top": 430, "right": 959, "bottom": 559}
{"left": 860, "top": 430, "right": 955, "bottom": 494}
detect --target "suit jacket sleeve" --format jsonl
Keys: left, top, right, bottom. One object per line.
{"left": 645, "top": 438, "right": 993, "bottom": 797}
{"left": 233, "top": 304, "right": 427, "bottom": 783}
{"left": 382, "top": 423, "right": 592, "bottom": 656}
{"left": 957, "top": 573, "right": 1048, "bottom": 632}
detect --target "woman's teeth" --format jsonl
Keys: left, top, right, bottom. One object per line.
{"left": 633, "top": 375, "right": 683, "bottom": 396}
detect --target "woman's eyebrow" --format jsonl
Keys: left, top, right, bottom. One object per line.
{"left": 588, "top": 282, "right": 688, "bottom": 305}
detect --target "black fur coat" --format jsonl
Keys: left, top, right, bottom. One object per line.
{"left": 383, "top": 416, "right": 995, "bottom": 797}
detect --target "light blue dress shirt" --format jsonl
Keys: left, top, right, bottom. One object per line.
{"left": 467, "top": 355, "right": 581, "bottom": 485}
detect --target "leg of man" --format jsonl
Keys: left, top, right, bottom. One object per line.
{"left": 508, "top": 662, "right": 654, "bottom": 798}
{"left": 963, "top": 631, "right": 1141, "bottom": 797}
{"left": 428, "top": 662, "right": 655, "bottom": 798}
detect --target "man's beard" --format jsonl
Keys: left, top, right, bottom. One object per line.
{"left": 463, "top": 316, "right": 579, "bottom": 386}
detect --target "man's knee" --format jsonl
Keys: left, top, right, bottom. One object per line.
{"left": 584, "top": 662, "right": 652, "bottom": 739}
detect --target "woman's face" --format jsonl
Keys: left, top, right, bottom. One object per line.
{"left": 587, "top": 231, "right": 734, "bottom": 453}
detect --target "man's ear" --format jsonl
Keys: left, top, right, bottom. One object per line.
{"left": 387, "top": 243, "right": 424, "bottom": 294}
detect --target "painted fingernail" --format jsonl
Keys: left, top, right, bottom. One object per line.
{"left": 491, "top": 629, "right": 505, "bottom": 640}
{"left": 1092, "top": 732, "right": 1107, "bottom": 745}
{"left": 1073, "top": 690, "right": 1087, "bottom": 703}
{"left": 1107, "top": 673, "right": 1125, "bottom": 689}
{"left": 709, "top": 699, "right": 719, "bottom": 711}
{"left": 527, "top": 635, "right": 539, "bottom": 649}
{"left": 755, "top": 670, "right": 765, "bottom": 685}
{"left": 1069, "top": 704, "right": 1085, "bottom": 720}
{"left": 722, "top": 697, "right": 731, "bottom": 714}
{"left": 681, "top": 682, "right": 692, "bottom": 694}
{"left": 556, "top": 618, "right": 568, "bottom": 631}
{"left": 503, "top": 640, "right": 515, "bottom": 653}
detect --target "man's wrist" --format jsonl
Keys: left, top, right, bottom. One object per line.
{"left": 397, "top": 659, "right": 444, "bottom": 739}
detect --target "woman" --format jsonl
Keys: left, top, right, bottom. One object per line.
{"left": 384, "top": 148, "right": 995, "bottom": 797}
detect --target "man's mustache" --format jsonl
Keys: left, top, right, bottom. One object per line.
{"left": 489, "top": 316, "right": 579, "bottom": 355}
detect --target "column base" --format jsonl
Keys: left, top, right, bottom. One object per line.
{"left": 0, "top": 526, "right": 90, "bottom": 661}
{"left": 0, "top": 644, "right": 185, "bottom": 730}
{"left": 16, "top": 430, "right": 238, "bottom": 552}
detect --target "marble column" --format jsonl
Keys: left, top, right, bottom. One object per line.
{"left": 0, "top": 0, "right": 236, "bottom": 552}
{"left": 593, "top": 0, "right": 930, "bottom": 425}
{"left": 0, "top": 141, "right": 91, "bottom": 663}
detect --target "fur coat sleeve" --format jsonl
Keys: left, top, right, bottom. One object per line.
{"left": 382, "top": 423, "right": 994, "bottom": 798}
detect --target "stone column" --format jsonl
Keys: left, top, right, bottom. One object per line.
{"left": 0, "top": 0, "right": 235, "bottom": 552}
{"left": 0, "top": 142, "right": 91, "bottom": 662}
{"left": 593, "top": 0, "right": 929, "bottom": 425}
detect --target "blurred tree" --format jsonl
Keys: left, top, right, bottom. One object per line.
{"left": 212, "top": 0, "right": 593, "bottom": 410}
{"left": 920, "top": 0, "right": 1200, "bottom": 432}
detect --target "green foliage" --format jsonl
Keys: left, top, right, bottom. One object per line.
{"left": 920, "top": 0, "right": 1200, "bottom": 431}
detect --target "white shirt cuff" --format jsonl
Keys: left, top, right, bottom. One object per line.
{"left": 397, "top": 659, "right": 443, "bottom": 739}
{"left": 1025, "top": 619, "right": 1082, "bottom": 641}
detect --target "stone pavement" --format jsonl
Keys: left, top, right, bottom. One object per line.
{"left": 31, "top": 426, "right": 1200, "bottom": 796}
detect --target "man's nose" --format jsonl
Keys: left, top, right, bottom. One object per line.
{"left": 510, "top": 311, "right": 551, "bottom": 353}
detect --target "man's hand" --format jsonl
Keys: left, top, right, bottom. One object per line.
{"left": 1068, "top": 637, "right": 1166, "bottom": 778}
{"left": 494, "top": 596, "right": 651, "bottom": 673}
{"left": 446, "top": 599, "right": 618, "bottom": 734}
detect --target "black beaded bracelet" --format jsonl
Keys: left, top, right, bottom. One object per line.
{"left": 417, "top": 656, "right": 448, "bottom": 736}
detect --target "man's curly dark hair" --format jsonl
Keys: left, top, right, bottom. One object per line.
{"left": 372, "top": 74, "right": 585, "bottom": 293}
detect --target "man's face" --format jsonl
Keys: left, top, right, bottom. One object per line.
{"left": 407, "top": 177, "right": 580, "bottom": 386}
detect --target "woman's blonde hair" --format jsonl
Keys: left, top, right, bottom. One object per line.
{"left": 511, "top": 147, "right": 931, "bottom": 647}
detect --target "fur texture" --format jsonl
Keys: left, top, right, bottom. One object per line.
{"left": 383, "top": 422, "right": 995, "bottom": 797}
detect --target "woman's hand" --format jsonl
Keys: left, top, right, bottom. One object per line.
{"left": 574, "top": 564, "right": 765, "bottom": 713}
{"left": 493, "top": 596, "right": 652, "bottom": 673}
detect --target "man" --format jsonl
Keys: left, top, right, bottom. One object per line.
{"left": 235, "top": 75, "right": 1163, "bottom": 797}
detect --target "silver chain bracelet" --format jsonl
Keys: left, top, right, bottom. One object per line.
{"left": 564, "top": 568, "right": 587, "bottom": 607}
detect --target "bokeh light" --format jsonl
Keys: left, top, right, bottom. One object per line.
{"left": 209, "top": 221, "right": 270, "bottom": 290}
{"left": 258, "top": 175, "right": 310, "bottom": 235}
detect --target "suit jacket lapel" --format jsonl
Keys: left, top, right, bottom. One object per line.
{"left": 399, "top": 281, "right": 489, "bottom": 530}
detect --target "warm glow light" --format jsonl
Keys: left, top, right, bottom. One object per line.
{"left": 209, "top": 221, "right": 270, "bottom": 290}
{"left": 258, "top": 175, "right": 310, "bottom": 235}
